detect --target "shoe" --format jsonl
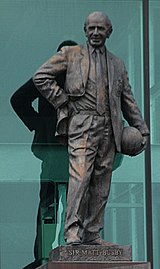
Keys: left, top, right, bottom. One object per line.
{"left": 82, "top": 237, "right": 117, "bottom": 246}
{"left": 66, "top": 233, "right": 81, "bottom": 245}
{"left": 66, "top": 223, "right": 81, "bottom": 245}
{"left": 22, "top": 260, "right": 41, "bottom": 269}
{"left": 67, "top": 240, "right": 81, "bottom": 245}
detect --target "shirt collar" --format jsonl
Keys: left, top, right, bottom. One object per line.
{"left": 87, "top": 42, "right": 106, "bottom": 55}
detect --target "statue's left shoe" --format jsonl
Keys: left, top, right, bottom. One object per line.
{"left": 22, "top": 259, "right": 41, "bottom": 269}
{"left": 82, "top": 237, "right": 117, "bottom": 246}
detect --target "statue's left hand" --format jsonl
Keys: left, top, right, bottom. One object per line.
{"left": 130, "top": 135, "right": 149, "bottom": 157}
{"left": 141, "top": 135, "right": 149, "bottom": 150}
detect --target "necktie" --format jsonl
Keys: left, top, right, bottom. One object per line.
{"left": 95, "top": 49, "right": 106, "bottom": 115}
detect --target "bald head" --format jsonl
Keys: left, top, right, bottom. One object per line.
{"left": 84, "top": 11, "right": 113, "bottom": 48}
{"left": 84, "top": 12, "right": 112, "bottom": 37}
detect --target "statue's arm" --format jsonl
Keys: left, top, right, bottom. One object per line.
{"left": 10, "top": 78, "right": 41, "bottom": 131}
{"left": 121, "top": 64, "right": 149, "bottom": 136}
{"left": 32, "top": 48, "right": 69, "bottom": 110}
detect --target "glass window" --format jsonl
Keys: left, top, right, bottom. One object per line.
{"left": 149, "top": 1, "right": 160, "bottom": 269}
{"left": 103, "top": 0, "right": 147, "bottom": 262}
{"left": 0, "top": 1, "right": 153, "bottom": 268}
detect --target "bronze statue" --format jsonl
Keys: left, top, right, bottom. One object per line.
{"left": 33, "top": 11, "right": 149, "bottom": 246}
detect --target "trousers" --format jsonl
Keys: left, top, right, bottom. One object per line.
{"left": 34, "top": 148, "right": 56, "bottom": 261}
{"left": 64, "top": 112, "right": 116, "bottom": 240}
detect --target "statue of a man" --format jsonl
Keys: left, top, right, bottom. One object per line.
{"left": 33, "top": 11, "right": 149, "bottom": 246}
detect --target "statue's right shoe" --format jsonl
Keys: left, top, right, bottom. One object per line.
{"left": 82, "top": 237, "right": 117, "bottom": 246}
{"left": 65, "top": 223, "right": 81, "bottom": 245}
{"left": 67, "top": 239, "right": 81, "bottom": 245}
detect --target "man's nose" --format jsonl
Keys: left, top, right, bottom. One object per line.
{"left": 93, "top": 27, "right": 99, "bottom": 35}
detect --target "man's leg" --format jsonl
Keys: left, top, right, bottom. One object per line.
{"left": 64, "top": 114, "right": 103, "bottom": 244}
{"left": 23, "top": 176, "right": 55, "bottom": 269}
{"left": 64, "top": 114, "right": 115, "bottom": 245}
{"left": 82, "top": 119, "right": 116, "bottom": 244}
{"left": 34, "top": 181, "right": 55, "bottom": 261}
{"left": 34, "top": 150, "right": 56, "bottom": 263}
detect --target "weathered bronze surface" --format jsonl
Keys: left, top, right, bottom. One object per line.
{"left": 33, "top": 11, "right": 149, "bottom": 246}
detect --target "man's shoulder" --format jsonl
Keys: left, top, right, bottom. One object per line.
{"left": 107, "top": 49, "right": 124, "bottom": 64}
{"left": 61, "top": 44, "right": 86, "bottom": 54}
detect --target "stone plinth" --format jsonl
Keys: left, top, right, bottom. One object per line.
{"left": 36, "top": 245, "right": 150, "bottom": 269}
{"left": 37, "top": 261, "right": 151, "bottom": 269}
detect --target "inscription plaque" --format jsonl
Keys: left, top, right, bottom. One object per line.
{"left": 49, "top": 245, "right": 132, "bottom": 262}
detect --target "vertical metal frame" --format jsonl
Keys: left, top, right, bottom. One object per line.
{"left": 142, "top": 0, "right": 153, "bottom": 268}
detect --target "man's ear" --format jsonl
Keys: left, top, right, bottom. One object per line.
{"left": 84, "top": 26, "right": 87, "bottom": 37}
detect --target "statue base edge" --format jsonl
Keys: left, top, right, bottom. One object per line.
{"left": 36, "top": 261, "right": 151, "bottom": 269}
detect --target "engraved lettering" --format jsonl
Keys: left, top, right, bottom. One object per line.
{"left": 87, "top": 250, "right": 92, "bottom": 255}
{"left": 118, "top": 249, "right": 123, "bottom": 256}
{"left": 65, "top": 247, "right": 124, "bottom": 257}
{"left": 75, "top": 250, "right": 80, "bottom": 255}
{"left": 68, "top": 250, "right": 73, "bottom": 255}
{"left": 94, "top": 250, "right": 99, "bottom": 255}
{"left": 81, "top": 249, "right": 88, "bottom": 255}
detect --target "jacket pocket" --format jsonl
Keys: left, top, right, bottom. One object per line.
{"left": 112, "top": 78, "right": 123, "bottom": 97}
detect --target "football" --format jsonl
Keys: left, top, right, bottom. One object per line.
{"left": 121, "top": 126, "right": 143, "bottom": 156}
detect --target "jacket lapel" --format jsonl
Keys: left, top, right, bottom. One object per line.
{"left": 79, "top": 45, "right": 89, "bottom": 88}
{"left": 79, "top": 46, "right": 114, "bottom": 91}
{"left": 106, "top": 50, "right": 114, "bottom": 94}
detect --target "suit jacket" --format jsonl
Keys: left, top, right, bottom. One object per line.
{"left": 33, "top": 44, "right": 149, "bottom": 152}
{"left": 10, "top": 78, "right": 65, "bottom": 160}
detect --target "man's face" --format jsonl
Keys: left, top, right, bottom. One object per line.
{"left": 84, "top": 14, "right": 109, "bottom": 48}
